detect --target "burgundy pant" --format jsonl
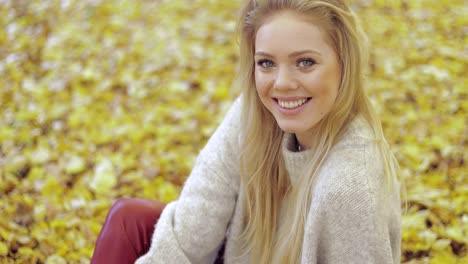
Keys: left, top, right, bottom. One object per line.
{"left": 91, "top": 198, "right": 225, "bottom": 263}
{"left": 91, "top": 198, "right": 166, "bottom": 264}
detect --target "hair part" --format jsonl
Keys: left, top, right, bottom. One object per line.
{"left": 236, "top": 0, "right": 401, "bottom": 263}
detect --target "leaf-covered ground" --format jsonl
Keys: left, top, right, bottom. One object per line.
{"left": 0, "top": 0, "right": 466, "bottom": 263}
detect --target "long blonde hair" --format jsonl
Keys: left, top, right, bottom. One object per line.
{"left": 236, "top": 0, "right": 401, "bottom": 263}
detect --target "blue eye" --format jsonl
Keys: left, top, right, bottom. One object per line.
{"left": 257, "top": 59, "right": 275, "bottom": 68}
{"left": 297, "top": 58, "right": 316, "bottom": 68}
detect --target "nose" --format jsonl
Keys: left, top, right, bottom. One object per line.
{"left": 273, "top": 66, "right": 297, "bottom": 90}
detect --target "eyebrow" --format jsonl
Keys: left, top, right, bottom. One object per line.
{"left": 254, "top": 49, "right": 322, "bottom": 58}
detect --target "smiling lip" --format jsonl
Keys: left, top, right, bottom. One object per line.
{"left": 274, "top": 97, "right": 311, "bottom": 115}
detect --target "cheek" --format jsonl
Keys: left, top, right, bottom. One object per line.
{"left": 254, "top": 72, "right": 269, "bottom": 96}
{"left": 304, "top": 75, "right": 328, "bottom": 95}
{"left": 308, "top": 69, "right": 340, "bottom": 97}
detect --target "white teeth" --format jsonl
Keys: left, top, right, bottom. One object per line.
{"left": 278, "top": 98, "right": 308, "bottom": 109}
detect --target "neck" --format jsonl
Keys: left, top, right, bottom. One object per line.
{"left": 295, "top": 129, "right": 319, "bottom": 151}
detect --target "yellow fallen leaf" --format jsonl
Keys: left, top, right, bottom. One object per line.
{"left": 89, "top": 159, "right": 117, "bottom": 194}
{"left": 45, "top": 254, "right": 67, "bottom": 264}
{"left": 158, "top": 182, "right": 179, "bottom": 203}
{"left": 432, "top": 239, "right": 451, "bottom": 251}
{"left": 65, "top": 156, "right": 86, "bottom": 175}
{"left": 430, "top": 250, "right": 458, "bottom": 264}
{"left": 0, "top": 242, "right": 7, "bottom": 256}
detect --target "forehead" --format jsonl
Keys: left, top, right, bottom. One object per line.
{"left": 255, "top": 11, "right": 332, "bottom": 54}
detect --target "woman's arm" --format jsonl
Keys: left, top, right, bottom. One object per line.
{"left": 136, "top": 98, "right": 242, "bottom": 264}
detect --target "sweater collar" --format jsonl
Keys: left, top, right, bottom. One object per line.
{"left": 281, "top": 134, "right": 315, "bottom": 187}
{"left": 280, "top": 115, "right": 368, "bottom": 186}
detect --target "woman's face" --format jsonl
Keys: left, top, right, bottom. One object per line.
{"left": 254, "top": 11, "right": 341, "bottom": 147}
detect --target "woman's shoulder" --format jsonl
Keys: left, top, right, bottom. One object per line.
{"left": 334, "top": 115, "right": 375, "bottom": 148}
{"left": 329, "top": 115, "right": 378, "bottom": 158}
{"left": 315, "top": 116, "right": 386, "bottom": 199}
{"left": 203, "top": 96, "right": 242, "bottom": 148}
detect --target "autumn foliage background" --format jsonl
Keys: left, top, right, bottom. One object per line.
{"left": 0, "top": 0, "right": 466, "bottom": 263}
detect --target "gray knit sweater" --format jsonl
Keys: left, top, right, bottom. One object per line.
{"left": 135, "top": 98, "right": 401, "bottom": 264}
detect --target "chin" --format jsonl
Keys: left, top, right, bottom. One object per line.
{"left": 276, "top": 119, "right": 318, "bottom": 135}
{"left": 276, "top": 123, "right": 303, "bottom": 134}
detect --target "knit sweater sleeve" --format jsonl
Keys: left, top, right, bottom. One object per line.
{"left": 303, "top": 138, "right": 401, "bottom": 264}
{"left": 135, "top": 98, "right": 242, "bottom": 264}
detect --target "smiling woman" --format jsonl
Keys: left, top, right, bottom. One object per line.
{"left": 254, "top": 10, "right": 342, "bottom": 149}
{"left": 92, "top": 0, "right": 402, "bottom": 263}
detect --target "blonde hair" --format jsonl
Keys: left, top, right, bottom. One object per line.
{"left": 236, "top": 0, "right": 401, "bottom": 263}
